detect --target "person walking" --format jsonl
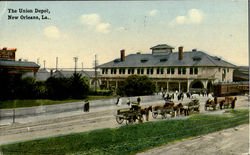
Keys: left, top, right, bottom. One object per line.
{"left": 84, "top": 100, "right": 90, "bottom": 112}
{"left": 137, "top": 96, "right": 141, "bottom": 105}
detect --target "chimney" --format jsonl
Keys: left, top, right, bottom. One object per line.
{"left": 120, "top": 49, "right": 125, "bottom": 61}
{"left": 178, "top": 46, "right": 183, "bottom": 60}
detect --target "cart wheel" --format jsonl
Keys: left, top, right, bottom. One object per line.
{"left": 126, "top": 119, "right": 134, "bottom": 125}
{"left": 162, "top": 112, "right": 167, "bottom": 119}
{"left": 171, "top": 111, "right": 175, "bottom": 118}
{"left": 152, "top": 112, "right": 158, "bottom": 119}
{"left": 116, "top": 116, "right": 124, "bottom": 124}
{"left": 138, "top": 115, "right": 144, "bottom": 123}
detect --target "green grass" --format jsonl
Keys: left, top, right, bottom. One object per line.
{"left": 0, "top": 96, "right": 116, "bottom": 109}
{"left": 0, "top": 109, "right": 248, "bottom": 155}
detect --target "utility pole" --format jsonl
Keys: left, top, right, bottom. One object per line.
{"left": 94, "top": 54, "right": 98, "bottom": 92}
{"left": 56, "top": 57, "right": 58, "bottom": 71}
{"left": 37, "top": 58, "right": 40, "bottom": 65}
{"left": 73, "top": 57, "right": 78, "bottom": 74}
{"left": 43, "top": 60, "right": 46, "bottom": 69}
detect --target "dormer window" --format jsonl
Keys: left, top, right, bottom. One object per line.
{"left": 160, "top": 58, "right": 168, "bottom": 62}
{"left": 192, "top": 56, "right": 201, "bottom": 61}
{"left": 141, "top": 58, "right": 148, "bottom": 63}
{"left": 213, "top": 57, "right": 221, "bottom": 61}
{"left": 114, "top": 59, "right": 120, "bottom": 63}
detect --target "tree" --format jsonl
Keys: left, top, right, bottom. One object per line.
{"left": 46, "top": 77, "right": 71, "bottom": 100}
{"left": 117, "top": 75, "right": 156, "bottom": 96}
{"left": 17, "top": 77, "right": 37, "bottom": 99}
{"left": 69, "top": 73, "right": 89, "bottom": 99}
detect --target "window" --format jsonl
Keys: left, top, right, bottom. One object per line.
{"left": 171, "top": 68, "right": 175, "bottom": 74}
{"left": 227, "top": 68, "right": 229, "bottom": 72}
{"left": 137, "top": 68, "right": 144, "bottom": 74}
{"left": 218, "top": 68, "right": 221, "bottom": 72}
{"left": 161, "top": 68, "right": 164, "bottom": 74}
{"left": 111, "top": 68, "right": 116, "bottom": 74}
{"left": 128, "top": 69, "right": 131, "bottom": 74}
{"left": 157, "top": 68, "right": 160, "bottom": 74}
{"left": 141, "top": 68, "right": 144, "bottom": 74}
{"left": 194, "top": 67, "right": 198, "bottom": 74}
{"left": 102, "top": 69, "right": 105, "bottom": 74}
{"left": 137, "top": 68, "right": 140, "bottom": 74}
{"left": 160, "top": 58, "right": 168, "bottom": 62}
{"left": 119, "top": 68, "right": 125, "bottom": 74}
{"left": 131, "top": 68, "right": 134, "bottom": 74}
{"left": 167, "top": 68, "right": 170, "bottom": 74}
{"left": 190, "top": 68, "right": 193, "bottom": 75}
{"left": 182, "top": 68, "right": 186, "bottom": 74}
{"left": 147, "top": 68, "right": 150, "bottom": 74}
{"left": 105, "top": 69, "right": 108, "bottom": 74}
{"left": 178, "top": 68, "right": 181, "bottom": 74}
{"left": 151, "top": 68, "right": 154, "bottom": 74}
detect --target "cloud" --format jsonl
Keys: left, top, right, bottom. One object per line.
{"left": 80, "top": 13, "right": 112, "bottom": 34}
{"left": 115, "top": 27, "right": 126, "bottom": 32}
{"left": 188, "top": 9, "right": 203, "bottom": 23}
{"left": 44, "top": 26, "right": 60, "bottom": 39}
{"left": 0, "top": 2, "right": 8, "bottom": 21}
{"left": 96, "top": 23, "right": 111, "bottom": 34}
{"left": 169, "top": 9, "right": 203, "bottom": 26}
{"left": 80, "top": 13, "right": 100, "bottom": 25}
{"left": 149, "top": 9, "right": 159, "bottom": 16}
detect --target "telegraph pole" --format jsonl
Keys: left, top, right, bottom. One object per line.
{"left": 56, "top": 57, "right": 58, "bottom": 71}
{"left": 94, "top": 54, "right": 98, "bottom": 92}
{"left": 73, "top": 57, "right": 78, "bottom": 74}
{"left": 43, "top": 60, "right": 46, "bottom": 69}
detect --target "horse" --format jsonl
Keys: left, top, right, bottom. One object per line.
{"left": 173, "top": 103, "right": 184, "bottom": 116}
{"left": 224, "top": 96, "right": 237, "bottom": 109}
{"left": 230, "top": 97, "right": 237, "bottom": 109}
{"left": 205, "top": 98, "right": 217, "bottom": 110}
{"left": 214, "top": 96, "right": 226, "bottom": 110}
{"left": 140, "top": 106, "right": 153, "bottom": 121}
{"left": 153, "top": 101, "right": 174, "bottom": 111}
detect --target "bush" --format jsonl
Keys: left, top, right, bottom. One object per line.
{"left": 69, "top": 73, "right": 90, "bottom": 99}
{"left": 89, "top": 89, "right": 113, "bottom": 96}
{"left": 46, "top": 77, "right": 71, "bottom": 100}
{"left": 117, "top": 75, "right": 156, "bottom": 96}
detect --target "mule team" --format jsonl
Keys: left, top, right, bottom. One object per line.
{"left": 119, "top": 93, "right": 238, "bottom": 124}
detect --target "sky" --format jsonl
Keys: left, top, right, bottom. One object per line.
{"left": 0, "top": 0, "right": 248, "bottom": 70}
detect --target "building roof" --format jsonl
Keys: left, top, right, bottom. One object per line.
{"left": 150, "top": 44, "right": 174, "bottom": 50}
{"left": 233, "top": 66, "right": 249, "bottom": 81}
{"left": 98, "top": 50, "right": 236, "bottom": 68}
{"left": 53, "top": 70, "right": 100, "bottom": 78}
{"left": 0, "top": 60, "right": 40, "bottom": 68}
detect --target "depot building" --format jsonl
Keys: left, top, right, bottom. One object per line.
{"left": 0, "top": 46, "right": 40, "bottom": 78}
{"left": 97, "top": 44, "right": 236, "bottom": 92}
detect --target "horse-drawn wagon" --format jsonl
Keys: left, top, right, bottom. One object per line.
{"left": 205, "top": 98, "right": 217, "bottom": 110}
{"left": 152, "top": 101, "right": 175, "bottom": 119}
{"left": 184, "top": 99, "right": 200, "bottom": 115}
{"left": 115, "top": 103, "right": 144, "bottom": 125}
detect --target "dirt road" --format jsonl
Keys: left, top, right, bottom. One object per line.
{"left": 0, "top": 95, "right": 249, "bottom": 154}
{"left": 137, "top": 123, "right": 249, "bottom": 155}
